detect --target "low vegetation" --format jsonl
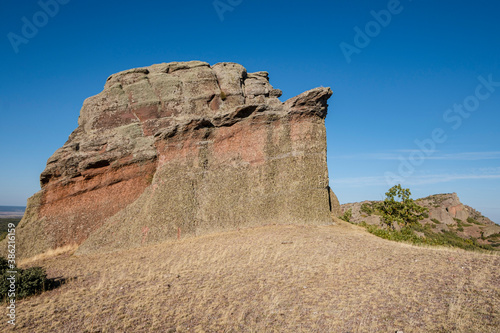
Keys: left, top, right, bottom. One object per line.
{"left": 361, "top": 222, "right": 495, "bottom": 252}
{"left": 353, "top": 185, "right": 497, "bottom": 252}
{"left": 220, "top": 90, "right": 227, "bottom": 100}
{"left": 0, "top": 217, "right": 21, "bottom": 241}
{"left": 375, "top": 184, "right": 428, "bottom": 228}
{"left": 467, "top": 217, "right": 483, "bottom": 225}
{"left": 0, "top": 257, "right": 62, "bottom": 302}
{"left": 360, "top": 202, "right": 373, "bottom": 215}
{"left": 339, "top": 208, "right": 352, "bottom": 222}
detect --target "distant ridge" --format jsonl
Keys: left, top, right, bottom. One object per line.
{"left": 0, "top": 206, "right": 26, "bottom": 217}
{"left": 340, "top": 192, "right": 500, "bottom": 249}
{"left": 0, "top": 206, "right": 26, "bottom": 212}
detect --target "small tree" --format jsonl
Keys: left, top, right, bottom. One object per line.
{"left": 376, "top": 184, "right": 427, "bottom": 228}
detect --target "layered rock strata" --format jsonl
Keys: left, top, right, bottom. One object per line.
{"left": 5, "top": 61, "right": 337, "bottom": 257}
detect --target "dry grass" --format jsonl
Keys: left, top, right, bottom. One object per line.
{"left": 18, "top": 244, "right": 79, "bottom": 267}
{"left": 3, "top": 222, "right": 499, "bottom": 332}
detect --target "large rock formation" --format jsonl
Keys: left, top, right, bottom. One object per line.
{"left": 6, "top": 61, "right": 338, "bottom": 258}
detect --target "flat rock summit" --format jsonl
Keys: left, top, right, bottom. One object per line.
{"left": 7, "top": 61, "right": 339, "bottom": 258}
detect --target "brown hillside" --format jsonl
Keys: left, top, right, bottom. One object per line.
{"left": 4, "top": 222, "right": 499, "bottom": 332}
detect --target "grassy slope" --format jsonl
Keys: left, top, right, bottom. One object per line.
{"left": 4, "top": 221, "right": 499, "bottom": 332}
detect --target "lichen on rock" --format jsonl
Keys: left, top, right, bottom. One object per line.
{"left": 2, "top": 61, "right": 339, "bottom": 258}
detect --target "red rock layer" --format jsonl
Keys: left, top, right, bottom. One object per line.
{"left": 4, "top": 61, "right": 336, "bottom": 258}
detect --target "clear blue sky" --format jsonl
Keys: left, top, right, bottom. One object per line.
{"left": 1, "top": 0, "right": 499, "bottom": 222}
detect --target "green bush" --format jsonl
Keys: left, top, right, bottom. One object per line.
{"left": 431, "top": 218, "right": 441, "bottom": 224}
{"left": 361, "top": 223, "right": 496, "bottom": 252}
{"left": 0, "top": 257, "right": 54, "bottom": 302}
{"left": 365, "top": 225, "right": 424, "bottom": 244}
{"left": 339, "top": 209, "right": 352, "bottom": 223}
{"left": 360, "top": 203, "right": 373, "bottom": 215}
{"left": 487, "top": 232, "right": 500, "bottom": 239}
{"left": 0, "top": 257, "right": 8, "bottom": 271}
{"left": 467, "top": 217, "right": 483, "bottom": 225}
{"left": 375, "top": 185, "right": 428, "bottom": 228}
{"left": 424, "top": 231, "right": 493, "bottom": 251}
{"left": 18, "top": 267, "right": 49, "bottom": 299}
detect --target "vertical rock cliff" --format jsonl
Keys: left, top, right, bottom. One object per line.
{"left": 5, "top": 61, "right": 338, "bottom": 257}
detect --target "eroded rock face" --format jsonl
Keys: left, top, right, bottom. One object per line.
{"left": 6, "top": 61, "right": 337, "bottom": 258}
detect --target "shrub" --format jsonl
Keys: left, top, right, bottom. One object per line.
{"left": 18, "top": 267, "right": 49, "bottom": 299}
{"left": 0, "top": 257, "right": 57, "bottom": 302}
{"left": 365, "top": 225, "right": 424, "bottom": 244}
{"left": 339, "top": 209, "right": 352, "bottom": 223}
{"left": 467, "top": 217, "right": 482, "bottom": 225}
{"left": 360, "top": 203, "right": 373, "bottom": 215}
{"left": 220, "top": 91, "right": 227, "bottom": 101}
{"left": 487, "top": 232, "right": 500, "bottom": 239}
{"left": 431, "top": 218, "right": 440, "bottom": 224}
{"left": 361, "top": 221, "right": 496, "bottom": 252}
{"left": 0, "top": 257, "right": 9, "bottom": 272}
{"left": 375, "top": 185, "right": 428, "bottom": 228}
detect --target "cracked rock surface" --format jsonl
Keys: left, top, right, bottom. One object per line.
{"left": 4, "top": 61, "right": 339, "bottom": 258}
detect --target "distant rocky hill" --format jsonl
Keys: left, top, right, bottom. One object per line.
{"left": 341, "top": 193, "right": 500, "bottom": 248}
{"left": 2, "top": 61, "right": 339, "bottom": 259}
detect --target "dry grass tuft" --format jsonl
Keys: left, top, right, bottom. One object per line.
{"left": 19, "top": 244, "right": 79, "bottom": 267}
{"left": 2, "top": 222, "right": 499, "bottom": 332}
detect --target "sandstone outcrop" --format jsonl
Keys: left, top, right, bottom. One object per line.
{"left": 340, "top": 193, "right": 500, "bottom": 247}
{"left": 5, "top": 61, "right": 338, "bottom": 258}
